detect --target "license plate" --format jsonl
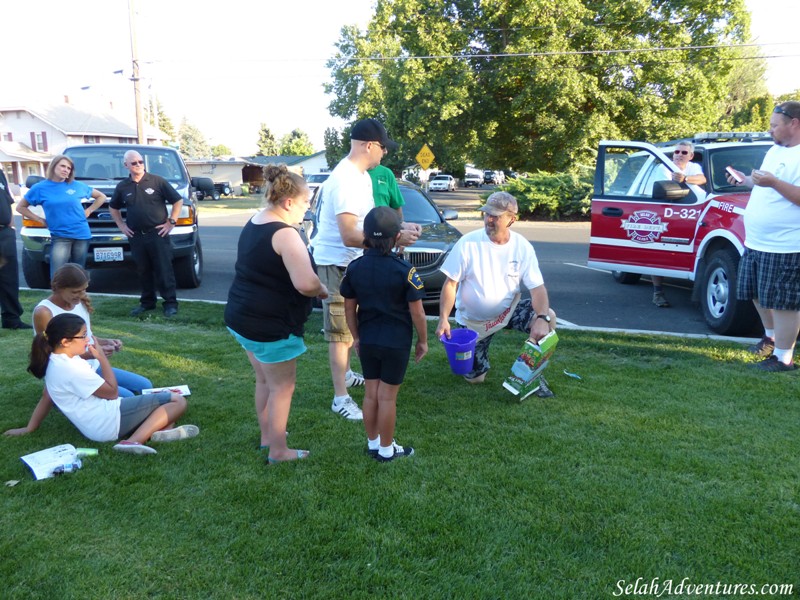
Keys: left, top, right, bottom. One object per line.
{"left": 94, "top": 247, "right": 124, "bottom": 262}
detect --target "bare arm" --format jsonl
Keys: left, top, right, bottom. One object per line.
{"left": 336, "top": 212, "right": 366, "bottom": 248}
{"left": 88, "top": 341, "right": 119, "bottom": 399}
{"left": 109, "top": 207, "right": 133, "bottom": 237}
{"left": 3, "top": 390, "right": 54, "bottom": 436}
{"left": 156, "top": 199, "right": 183, "bottom": 238}
{"left": 752, "top": 171, "right": 800, "bottom": 206}
{"left": 84, "top": 189, "right": 107, "bottom": 217}
{"left": 344, "top": 298, "right": 360, "bottom": 355}
{"left": 409, "top": 299, "right": 428, "bottom": 363}
{"left": 529, "top": 285, "right": 555, "bottom": 342}
{"left": 436, "top": 277, "right": 458, "bottom": 339}
{"left": 273, "top": 227, "right": 328, "bottom": 298}
{"left": 15, "top": 198, "right": 47, "bottom": 226}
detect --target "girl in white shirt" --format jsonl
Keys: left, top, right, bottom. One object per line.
{"left": 27, "top": 313, "right": 198, "bottom": 455}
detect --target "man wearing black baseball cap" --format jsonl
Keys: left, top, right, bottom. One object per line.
{"left": 351, "top": 118, "right": 399, "bottom": 152}
{"left": 311, "top": 118, "right": 419, "bottom": 421}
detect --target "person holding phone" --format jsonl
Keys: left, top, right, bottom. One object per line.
{"left": 726, "top": 101, "right": 800, "bottom": 371}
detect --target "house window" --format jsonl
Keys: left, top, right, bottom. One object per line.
{"left": 35, "top": 133, "right": 45, "bottom": 151}
{"left": 118, "top": 137, "right": 136, "bottom": 144}
{"left": 28, "top": 165, "right": 38, "bottom": 176}
{"left": 2, "top": 132, "right": 11, "bottom": 142}
{"left": 84, "top": 135, "right": 101, "bottom": 144}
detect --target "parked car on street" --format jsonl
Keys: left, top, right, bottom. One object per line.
{"left": 305, "top": 172, "right": 330, "bottom": 197}
{"left": 463, "top": 173, "right": 482, "bottom": 188}
{"left": 587, "top": 132, "right": 772, "bottom": 335}
{"left": 429, "top": 174, "right": 457, "bottom": 192}
{"left": 20, "top": 144, "right": 203, "bottom": 289}
{"left": 304, "top": 180, "right": 462, "bottom": 306}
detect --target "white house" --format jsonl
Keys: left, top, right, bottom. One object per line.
{"left": 0, "top": 100, "right": 164, "bottom": 191}
{"left": 185, "top": 157, "right": 264, "bottom": 195}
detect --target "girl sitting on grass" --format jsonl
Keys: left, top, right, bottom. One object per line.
{"left": 26, "top": 313, "right": 198, "bottom": 455}
{"left": 4, "top": 263, "right": 152, "bottom": 437}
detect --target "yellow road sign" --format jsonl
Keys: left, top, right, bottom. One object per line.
{"left": 416, "top": 144, "right": 435, "bottom": 170}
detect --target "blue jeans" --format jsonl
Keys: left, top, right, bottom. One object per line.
{"left": 50, "top": 237, "right": 89, "bottom": 278}
{"left": 94, "top": 366, "right": 153, "bottom": 398}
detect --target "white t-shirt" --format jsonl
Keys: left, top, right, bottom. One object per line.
{"left": 310, "top": 158, "right": 374, "bottom": 266}
{"left": 743, "top": 143, "right": 800, "bottom": 253}
{"left": 45, "top": 353, "right": 121, "bottom": 442}
{"left": 35, "top": 298, "right": 99, "bottom": 370}
{"left": 440, "top": 228, "right": 545, "bottom": 324}
{"left": 659, "top": 161, "right": 704, "bottom": 179}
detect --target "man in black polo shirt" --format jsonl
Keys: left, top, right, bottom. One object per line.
{"left": 0, "top": 168, "right": 31, "bottom": 329}
{"left": 110, "top": 150, "right": 183, "bottom": 317}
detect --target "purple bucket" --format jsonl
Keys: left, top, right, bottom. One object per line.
{"left": 440, "top": 329, "right": 479, "bottom": 375}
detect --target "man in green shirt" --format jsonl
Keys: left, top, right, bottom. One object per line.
{"left": 368, "top": 164, "right": 404, "bottom": 220}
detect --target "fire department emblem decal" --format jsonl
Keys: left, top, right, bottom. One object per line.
{"left": 621, "top": 210, "right": 668, "bottom": 243}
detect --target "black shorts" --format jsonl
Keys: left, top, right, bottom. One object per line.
{"left": 359, "top": 344, "right": 410, "bottom": 385}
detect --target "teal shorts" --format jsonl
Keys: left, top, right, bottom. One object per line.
{"left": 227, "top": 327, "right": 307, "bottom": 364}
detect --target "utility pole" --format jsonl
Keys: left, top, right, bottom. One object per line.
{"left": 128, "top": 0, "right": 145, "bottom": 144}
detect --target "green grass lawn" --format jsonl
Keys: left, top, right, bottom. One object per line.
{"left": 1, "top": 292, "right": 798, "bottom": 599}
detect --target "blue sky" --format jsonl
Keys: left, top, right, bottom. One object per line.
{"left": 1, "top": 0, "right": 796, "bottom": 154}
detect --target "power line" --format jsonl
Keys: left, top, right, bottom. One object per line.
{"left": 143, "top": 41, "right": 799, "bottom": 66}
{"left": 336, "top": 41, "right": 800, "bottom": 62}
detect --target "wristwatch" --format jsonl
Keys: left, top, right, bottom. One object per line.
{"left": 536, "top": 314, "right": 551, "bottom": 323}
{"left": 168, "top": 218, "right": 177, "bottom": 225}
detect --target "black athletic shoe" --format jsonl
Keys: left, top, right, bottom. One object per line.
{"left": 374, "top": 440, "right": 415, "bottom": 462}
{"left": 752, "top": 356, "right": 797, "bottom": 372}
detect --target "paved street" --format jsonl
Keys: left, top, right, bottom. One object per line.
{"left": 13, "top": 187, "right": 752, "bottom": 339}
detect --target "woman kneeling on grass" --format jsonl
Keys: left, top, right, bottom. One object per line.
{"left": 27, "top": 313, "right": 199, "bottom": 455}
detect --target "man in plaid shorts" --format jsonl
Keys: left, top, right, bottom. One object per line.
{"left": 727, "top": 100, "right": 800, "bottom": 372}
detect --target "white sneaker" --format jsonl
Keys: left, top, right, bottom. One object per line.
{"left": 150, "top": 424, "right": 200, "bottom": 442}
{"left": 331, "top": 396, "right": 363, "bottom": 420}
{"left": 345, "top": 370, "right": 365, "bottom": 388}
{"left": 113, "top": 441, "right": 157, "bottom": 455}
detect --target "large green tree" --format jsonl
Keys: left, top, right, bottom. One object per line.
{"left": 279, "top": 129, "right": 315, "bottom": 156}
{"left": 177, "top": 118, "right": 209, "bottom": 158}
{"left": 256, "top": 124, "right": 279, "bottom": 156}
{"left": 326, "top": 0, "right": 752, "bottom": 173}
{"left": 324, "top": 127, "right": 346, "bottom": 169}
{"left": 210, "top": 144, "right": 233, "bottom": 158}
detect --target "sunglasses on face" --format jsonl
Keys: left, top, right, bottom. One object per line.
{"left": 128, "top": 160, "right": 144, "bottom": 166}
{"left": 674, "top": 150, "right": 691, "bottom": 155}
{"left": 773, "top": 106, "right": 798, "bottom": 120}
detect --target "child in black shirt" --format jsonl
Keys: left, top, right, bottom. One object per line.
{"left": 341, "top": 206, "right": 428, "bottom": 461}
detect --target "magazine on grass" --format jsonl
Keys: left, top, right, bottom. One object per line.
{"left": 502, "top": 331, "right": 559, "bottom": 400}
{"left": 141, "top": 385, "right": 191, "bottom": 396}
{"left": 20, "top": 444, "right": 78, "bottom": 480}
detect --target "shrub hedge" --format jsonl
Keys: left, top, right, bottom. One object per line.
{"left": 501, "top": 166, "right": 593, "bottom": 220}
